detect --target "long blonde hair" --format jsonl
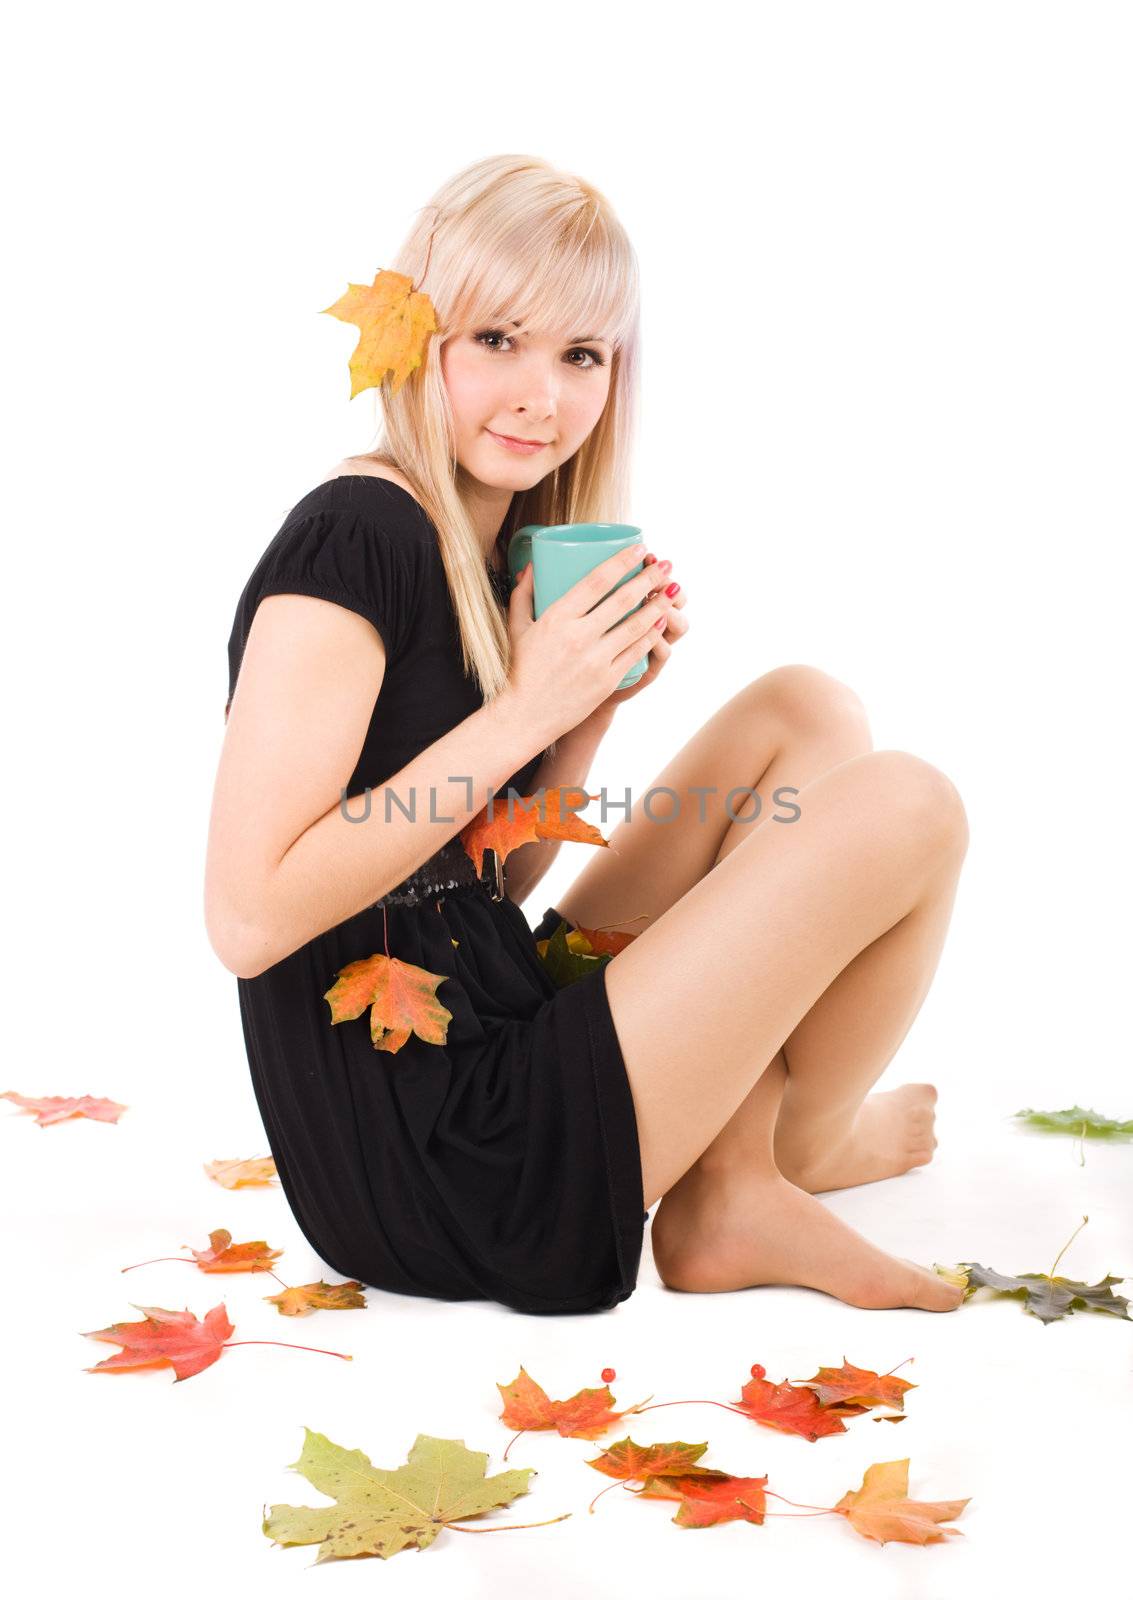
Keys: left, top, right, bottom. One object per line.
{"left": 344, "top": 153, "right": 641, "bottom": 729}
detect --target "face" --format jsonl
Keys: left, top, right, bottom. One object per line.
{"left": 440, "top": 320, "right": 613, "bottom": 500}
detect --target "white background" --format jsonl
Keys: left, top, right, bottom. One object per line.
{"left": 3, "top": 2, "right": 1130, "bottom": 1596}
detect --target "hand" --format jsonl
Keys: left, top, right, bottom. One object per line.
{"left": 587, "top": 550, "right": 688, "bottom": 712}
{"left": 504, "top": 544, "right": 682, "bottom": 741}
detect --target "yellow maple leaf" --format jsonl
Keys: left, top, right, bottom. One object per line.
{"left": 321, "top": 269, "right": 438, "bottom": 397}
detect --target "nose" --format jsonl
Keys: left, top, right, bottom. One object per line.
{"left": 512, "top": 356, "right": 560, "bottom": 421}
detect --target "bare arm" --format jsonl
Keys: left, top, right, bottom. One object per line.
{"left": 503, "top": 710, "right": 616, "bottom": 909}
{"left": 205, "top": 592, "right": 552, "bottom": 980}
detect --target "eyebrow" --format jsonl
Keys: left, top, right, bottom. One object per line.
{"left": 507, "top": 321, "right": 610, "bottom": 344}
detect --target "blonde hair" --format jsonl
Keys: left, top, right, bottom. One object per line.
{"left": 344, "top": 153, "right": 641, "bottom": 740}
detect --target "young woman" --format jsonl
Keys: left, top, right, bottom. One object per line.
{"left": 206, "top": 153, "right": 968, "bottom": 1317}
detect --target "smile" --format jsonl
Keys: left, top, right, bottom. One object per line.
{"left": 486, "top": 430, "right": 549, "bottom": 454}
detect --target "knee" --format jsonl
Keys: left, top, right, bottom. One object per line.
{"left": 865, "top": 749, "right": 970, "bottom": 861}
{"left": 748, "top": 663, "right": 871, "bottom": 741}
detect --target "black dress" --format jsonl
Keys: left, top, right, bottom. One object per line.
{"left": 225, "top": 474, "right": 646, "bottom": 1315}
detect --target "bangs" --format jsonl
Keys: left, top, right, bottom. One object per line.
{"left": 447, "top": 210, "right": 638, "bottom": 350}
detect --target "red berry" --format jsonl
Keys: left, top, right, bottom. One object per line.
{"left": 750, "top": 1363, "right": 766, "bottom": 1380}
{"left": 601, "top": 1367, "right": 616, "bottom": 1384}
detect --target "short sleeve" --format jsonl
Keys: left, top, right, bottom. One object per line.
{"left": 252, "top": 504, "right": 420, "bottom": 662}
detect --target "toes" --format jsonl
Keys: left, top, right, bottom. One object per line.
{"left": 909, "top": 1263, "right": 964, "bottom": 1311}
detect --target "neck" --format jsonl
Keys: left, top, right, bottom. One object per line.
{"left": 456, "top": 466, "right": 514, "bottom": 560}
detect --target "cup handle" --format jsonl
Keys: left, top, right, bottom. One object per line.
{"left": 507, "top": 528, "right": 536, "bottom": 589}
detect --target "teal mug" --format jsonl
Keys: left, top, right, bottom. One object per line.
{"left": 507, "top": 521, "right": 650, "bottom": 690}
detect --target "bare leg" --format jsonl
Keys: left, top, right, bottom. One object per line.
{"left": 557, "top": 667, "right": 945, "bottom": 1198}
{"left": 601, "top": 748, "right": 970, "bottom": 1310}
{"left": 694, "top": 736, "right": 963, "bottom": 1194}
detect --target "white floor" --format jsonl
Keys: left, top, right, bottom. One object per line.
{"left": 4, "top": 1065, "right": 1130, "bottom": 1599}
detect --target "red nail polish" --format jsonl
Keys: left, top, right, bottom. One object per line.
{"left": 664, "top": 581, "right": 680, "bottom": 596}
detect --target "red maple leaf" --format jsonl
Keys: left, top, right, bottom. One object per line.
{"left": 2, "top": 1090, "right": 127, "bottom": 1127}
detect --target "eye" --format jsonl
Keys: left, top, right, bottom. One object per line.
{"left": 473, "top": 330, "right": 606, "bottom": 369}
{"left": 474, "top": 329, "right": 514, "bottom": 353}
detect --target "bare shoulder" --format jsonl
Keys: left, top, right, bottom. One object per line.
{"left": 319, "top": 457, "right": 423, "bottom": 508}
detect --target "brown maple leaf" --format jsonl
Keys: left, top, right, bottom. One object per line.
{"left": 461, "top": 786, "right": 610, "bottom": 875}
{"left": 791, "top": 1358, "right": 916, "bottom": 1415}
{"left": 735, "top": 1364, "right": 850, "bottom": 1440}
{"left": 324, "top": 951, "right": 453, "bottom": 1053}
{"left": 264, "top": 1279, "right": 368, "bottom": 1316}
{"left": 498, "top": 1366, "right": 636, "bottom": 1440}
{"left": 321, "top": 269, "right": 437, "bottom": 397}
{"left": 1, "top": 1090, "right": 128, "bottom": 1127}
{"left": 204, "top": 1156, "right": 279, "bottom": 1189}
{"left": 637, "top": 1468, "right": 769, "bottom": 1528}
{"left": 834, "top": 1458, "right": 970, "bottom": 1545}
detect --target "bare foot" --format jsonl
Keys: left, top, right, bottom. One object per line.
{"left": 774, "top": 1083, "right": 939, "bottom": 1195}
{"left": 651, "top": 1164, "right": 964, "bottom": 1312}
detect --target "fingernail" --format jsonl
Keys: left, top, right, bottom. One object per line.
{"left": 664, "top": 581, "right": 680, "bottom": 597}
{"left": 658, "top": 559, "right": 672, "bottom": 572}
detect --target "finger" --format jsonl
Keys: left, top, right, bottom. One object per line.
{"left": 591, "top": 568, "right": 674, "bottom": 636}
{"left": 661, "top": 605, "right": 689, "bottom": 638}
{"left": 559, "top": 543, "right": 648, "bottom": 619}
{"left": 510, "top": 561, "right": 534, "bottom": 615}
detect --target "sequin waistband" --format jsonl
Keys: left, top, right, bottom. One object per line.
{"left": 366, "top": 835, "right": 505, "bottom": 909}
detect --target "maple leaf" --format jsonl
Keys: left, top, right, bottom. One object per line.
{"left": 81, "top": 1302, "right": 236, "bottom": 1381}
{"left": 536, "top": 919, "right": 613, "bottom": 989}
{"left": 204, "top": 1156, "right": 278, "bottom": 1188}
{"left": 461, "top": 786, "right": 609, "bottom": 875}
{"left": 81, "top": 1301, "right": 351, "bottom": 1380}
{"left": 264, "top": 1279, "right": 367, "bottom": 1317}
{"left": 637, "top": 1469, "right": 768, "bottom": 1528}
{"left": 263, "top": 1430, "right": 537, "bottom": 1561}
{"left": 1, "top": 1090, "right": 127, "bottom": 1126}
{"left": 932, "top": 1262, "right": 970, "bottom": 1290}
{"left": 1013, "top": 1104, "right": 1133, "bottom": 1140}
{"left": 834, "top": 1458, "right": 970, "bottom": 1545}
{"left": 790, "top": 1358, "right": 916, "bottom": 1415}
{"left": 536, "top": 920, "right": 641, "bottom": 961}
{"left": 946, "top": 1213, "right": 1131, "bottom": 1324}
{"left": 571, "top": 923, "right": 641, "bottom": 956}
{"left": 120, "top": 1228, "right": 284, "bottom": 1276}
{"left": 953, "top": 1261, "right": 1130, "bottom": 1324}
{"left": 321, "top": 269, "right": 437, "bottom": 397}
{"left": 182, "top": 1228, "right": 282, "bottom": 1273}
{"left": 498, "top": 1366, "right": 641, "bottom": 1440}
{"left": 586, "top": 1437, "right": 713, "bottom": 1482}
{"left": 324, "top": 950, "right": 454, "bottom": 1053}
{"left": 734, "top": 1365, "right": 850, "bottom": 1441}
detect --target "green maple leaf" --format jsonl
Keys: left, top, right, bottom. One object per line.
{"left": 1013, "top": 1105, "right": 1133, "bottom": 1140}
{"left": 955, "top": 1262, "right": 1131, "bottom": 1325}
{"left": 537, "top": 919, "right": 611, "bottom": 989}
{"left": 263, "top": 1430, "right": 536, "bottom": 1562}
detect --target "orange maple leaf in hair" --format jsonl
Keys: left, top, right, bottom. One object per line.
{"left": 321, "top": 269, "right": 438, "bottom": 397}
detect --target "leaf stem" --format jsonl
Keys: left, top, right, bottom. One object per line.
{"left": 226, "top": 1339, "right": 352, "bottom": 1360}
{"left": 764, "top": 1488, "right": 836, "bottom": 1513}
{"left": 587, "top": 1480, "right": 626, "bottom": 1514}
{"left": 448, "top": 1512, "right": 572, "bottom": 1533}
{"left": 631, "top": 1398, "right": 750, "bottom": 1419}
{"left": 1049, "top": 1214, "right": 1088, "bottom": 1279}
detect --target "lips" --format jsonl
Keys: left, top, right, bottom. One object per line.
{"left": 488, "top": 429, "right": 549, "bottom": 449}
